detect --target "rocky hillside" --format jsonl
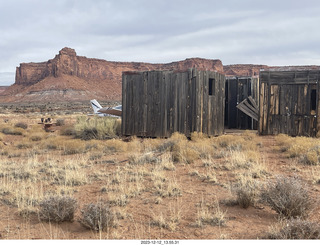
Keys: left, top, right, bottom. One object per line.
{"left": 0, "top": 86, "right": 8, "bottom": 94}
{"left": 1, "top": 47, "right": 319, "bottom": 103}
{"left": 0, "top": 48, "right": 224, "bottom": 103}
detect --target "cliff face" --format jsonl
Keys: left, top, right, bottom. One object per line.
{"left": 4, "top": 47, "right": 319, "bottom": 103}
{"left": 224, "top": 64, "right": 269, "bottom": 77}
{"left": 15, "top": 47, "right": 224, "bottom": 86}
{"left": 2, "top": 48, "right": 224, "bottom": 102}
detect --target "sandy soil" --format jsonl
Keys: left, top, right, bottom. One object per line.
{"left": 0, "top": 121, "right": 319, "bottom": 240}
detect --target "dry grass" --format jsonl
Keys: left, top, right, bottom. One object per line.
{"left": 195, "top": 198, "right": 227, "bottom": 228}
{"left": 265, "top": 218, "right": 320, "bottom": 239}
{"left": 0, "top": 112, "right": 319, "bottom": 240}
{"left": 74, "top": 116, "right": 121, "bottom": 140}
{"left": 275, "top": 134, "right": 320, "bottom": 165}
{"left": 39, "top": 195, "right": 77, "bottom": 223}
{"left": 79, "top": 201, "right": 115, "bottom": 231}
{"left": 231, "top": 175, "right": 260, "bottom": 208}
{"left": 261, "top": 175, "right": 314, "bottom": 218}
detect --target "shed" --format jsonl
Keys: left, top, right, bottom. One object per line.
{"left": 259, "top": 69, "right": 320, "bottom": 137}
{"left": 121, "top": 68, "right": 225, "bottom": 138}
{"left": 225, "top": 76, "right": 259, "bottom": 130}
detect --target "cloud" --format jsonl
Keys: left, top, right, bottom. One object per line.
{"left": 0, "top": 0, "right": 320, "bottom": 85}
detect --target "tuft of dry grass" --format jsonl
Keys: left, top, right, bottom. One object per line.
{"left": 231, "top": 175, "right": 260, "bottom": 208}
{"left": 150, "top": 201, "right": 182, "bottom": 231}
{"left": 195, "top": 198, "right": 227, "bottom": 228}
{"left": 59, "top": 139, "right": 87, "bottom": 155}
{"left": 275, "top": 135, "right": 320, "bottom": 165}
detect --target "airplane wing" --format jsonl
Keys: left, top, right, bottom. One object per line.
{"left": 98, "top": 108, "right": 122, "bottom": 117}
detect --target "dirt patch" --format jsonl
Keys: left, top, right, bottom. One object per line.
{"left": 0, "top": 115, "right": 319, "bottom": 240}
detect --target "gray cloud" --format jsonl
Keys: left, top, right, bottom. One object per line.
{"left": 0, "top": 0, "right": 320, "bottom": 85}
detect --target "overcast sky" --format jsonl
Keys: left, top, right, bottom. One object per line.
{"left": 0, "top": 0, "right": 320, "bottom": 85}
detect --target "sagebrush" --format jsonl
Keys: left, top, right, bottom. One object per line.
{"left": 261, "top": 176, "right": 313, "bottom": 218}
{"left": 266, "top": 218, "right": 320, "bottom": 239}
{"left": 79, "top": 201, "right": 115, "bottom": 231}
{"left": 39, "top": 195, "right": 77, "bottom": 223}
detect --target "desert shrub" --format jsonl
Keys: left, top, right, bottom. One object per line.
{"left": 39, "top": 195, "right": 77, "bottom": 223}
{"left": 261, "top": 176, "right": 313, "bottom": 218}
{"left": 61, "top": 140, "right": 86, "bottom": 155}
{"left": 128, "top": 152, "right": 158, "bottom": 165}
{"left": 79, "top": 202, "right": 114, "bottom": 231}
{"left": 41, "top": 137, "right": 59, "bottom": 150}
{"left": 74, "top": 116, "right": 121, "bottom": 140}
{"left": 2, "top": 127, "right": 24, "bottom": 135}
{"left": 169, "top": 133, "right": 199, "bottom": 164}
{"left": 60, "top": 126, "right": 77, "bottom": 136}
{"left": 156, "top": 140, "right": 176, "bottom": 153}
{"left": 29, "top": 134, "right": 42, "bottom": 141}
{"left": 15, "top": 122, "right": 28, "bottom": 129}
{"left": 232, "top": 176, "right": 260, "bottom": 208}
{"left": 195, "top": 200, "right": 227, "bottom": 227}
{"left": 103, "top": 138, "right": 128, "bottom": 153}
{"left": 150, "top": 211, "right": 180, "bottom": 231}
{"left": 56, "top": 119, "right": 65, "bottom": 126}
{"left": 226, "top": 150, "right": 253, "bottom": 170}
{"left": 275, "top": 135, "right": 319, "bottom": 161}
{"left": 266, "top": 218, "right": 320, "bottom": 239}
{"left": 299, "top": 148, "right": 320, "bottom": 165}
{"left": 216, "top": 135, "right": 244, "bottom": 150}
{"left": 16, "top": 143, "right": 32, "bottom": 149}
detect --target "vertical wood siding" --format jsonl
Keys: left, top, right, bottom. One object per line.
{"left": 122, "top": 69, "right": 225, "bottom": 137}
{"left": 259, "top": 70, "right": 320, "bottom": 137}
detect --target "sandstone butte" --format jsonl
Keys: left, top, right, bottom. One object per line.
{"left": 0, "top": 47, "right": 319, "bottom": 103}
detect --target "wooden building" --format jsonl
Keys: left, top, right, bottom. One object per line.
{"left": 121, "top": 68, "right": 225, "bottom": 138}
{"left": 259, "top": 69, "right": 320, "bottom": 137}
{"left": 225, "top": 76, "right": 259, "bottom": 129}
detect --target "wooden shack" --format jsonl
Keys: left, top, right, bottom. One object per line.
{"left": 225, "top": 76, "right": 259, "bottom": 129}
{"left": 259, "top": 69, "right": 320, "bottom": 137}
{"left": 121, "top": 68, "right": 225, "bottom": 137}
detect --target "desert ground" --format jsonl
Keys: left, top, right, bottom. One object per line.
{"left": 0, "top": 102, "right": 320, "bottom": 240}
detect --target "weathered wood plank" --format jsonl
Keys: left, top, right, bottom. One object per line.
{"left": 122, "top": 69, "right": 225, "bottom": 137}
{"left": 202, "top": 71, "right": 208, "bottom": 134}
{"left": 121, "top": 74, "right": 127, "bottom": 135}
{"left": 236, "top": 101, "right": 258, "bottom": 121}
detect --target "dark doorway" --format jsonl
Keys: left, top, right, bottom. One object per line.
{"left": 225, "top": 77, "right": 258, "bottom": 130}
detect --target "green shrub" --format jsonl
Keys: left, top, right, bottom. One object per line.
{"left": 74, "top": 116, "right": 121, "bottom": 140}
{"left": 39, "top": 195, "right": 77, "bottom": 223}
{"left": 261, "top": 176, "right": 313, "bottom": 218}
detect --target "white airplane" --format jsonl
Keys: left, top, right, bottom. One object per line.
{"left": 90, "top": 99, "right": 122, "bottom": 117}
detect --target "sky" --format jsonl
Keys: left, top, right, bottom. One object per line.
{"left": 0, "top": 0, "right": 320, "bottom": 86}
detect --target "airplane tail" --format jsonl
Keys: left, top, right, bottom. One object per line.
{"left": 90, "top": 99, "right": 102, "bottom": 114}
